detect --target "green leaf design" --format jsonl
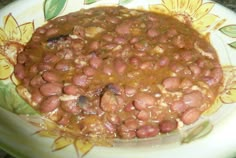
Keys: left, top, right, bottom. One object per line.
{"left": 181, "top": 121, "right": 213, "bottom": 144}
{"left": 119, "top": 0, "right": 133, "bottom": 5}
{"left": 44, "top": 0, "right": 67, "bottom": 21}
{"left": 229, "top": 41, "right": 236, "bottom": 49}
{"left": 219, "top": 25, "right": 236, "bottom": 38}
{"left": 0, "top": 81, "right": 37, "bottom": 115}
{"left": 84, "top": 0, "right": 97, "bottom": 4}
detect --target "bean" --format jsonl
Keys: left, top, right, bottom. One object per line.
{"left": 89, "top": 41, "right": 99, "bottom": 51}
{"left": 181, "top": 108, "right": 201, "bottom": 125}
{"left": 14, "top": 64, "right": 25, "bottom": 79}
{"left": 107, "top": 113, "right": 121, "bottom": 125}
{"left": 30, "top": 75, "right": 46, "bottom": 87}
{"left": 137, "top": 110, "right": 150, "bottom": 121}
{"left": 102, "top": 34, "right": 113, "bottom": 42}
{"left": 134, "top": 93, "right": 156, "bottom": 110}
{"left": 100, "top": 90, "right": 118, "bottom": 112}
{"left": 124, "top": 86, "right": 136, "bottom": 97}
{"left": 114, "top": 37, "right": 127, "bottom": 45}
{"left": 42, "top": 71, "right": 60, "bottom": 83}
{"left": 46, "top": 28, "right": 59, "bottom": 37}
{"left": 115, "top": 22, "right": 131, "bottom": 35}
{"left": 183, "top": 90, "right": 203, "bottom": 107}
{"left": 114, "top": 58, "right": 126, "bottom": 74}
{"left": 106, "top": 16, "right": 120, "bottom": 24}
{"left": 159, "top": 56, "right": 169, "bottom": 67}
{"left": 124, "top": 118, "right": 139, "bottom": 131}
{"left": 118, "top": 125, "right": 136, "bottom": 139}
{"left": 61, "top": 100, "right": 81, "bottom": 114}
{"left": 211, "top": 68, "right": 223, "bottom": 84}
{"left": 159, "top": 35, "right": 168, "bottom": 43}
{"left": 38, "top": 63, "right": 52, "bottom": 71}
{"left": 31, "top": 89, "right": 44, "bottom": 104}
{"left": 89, "top": 56, "right": 102, "bottom": 69}
{"left": 130, "top": 37, "right": 139, "bottom": 44}
{"left": 103, "top": 66, "right": 113, "bottom": 76}
{"left": 64, "top": 49, "right": 74, "bottom": 60}
{"left": 129, "top": 56, "right": 140, "bottom": 66}
{"left": 104, "top": 121, "right": 116, "bottom": 133}
{"left": 140, "top": 61, "right": 153, "bottom": 70}
{"left": 43, "top": 54, "right": 60, "bottom": 63}
{"left": 134, "top": 41, "right": 149, "bottom": 52}
{"left": 162, "top": 77, "right": 180, "bottom": 91}
{"left": 29, "top": 64, "right": 38, "bottom": 74}
{"left": 39, "top": 83, "right": 62, "bottom": 96}
{"left": 72, "top": 74, "right": 89, "bottom": 87}
{"left": 63, "top": 84, "right": 80, "bottom": 95}
{"left": 180, "top": 78, "right": 193, "bottom": 89}
{"left": 173, "top": 35, "right": 186, "bottom": 48}
{"left": 170, "top": 63, "right": 184, "bottom": 73}
{"left": 40, "top": 95, "right": 60, "bottom": 113}
{"left": 55, "top": 61, "right": 70, "bottom": 71}
{"left": 159, "top": 120, "right": 177, "bottom": 133}
{"left": 170, "top": 100, "right": 187, "bottom": 113}
{"left": 167, "top": 28, "right": 178, "bottom": 37}
{"left": 136, "top": 125, "right": 159, "bottom": 138}
{"left": 124, "top": 103, "right": 135, "bottom": 112}
{"left": 83, "top": 66, "right": 96, "bottom": 76}
{"left": 73, "top": 25, "right": 85, "bottom": 38}
{"left": 181, "top": 51, "right": 193, "bottom": 62}
{"left": 147, "top": 28, "right": 159, "bottom": 38}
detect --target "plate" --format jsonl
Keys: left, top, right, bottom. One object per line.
{"left": 0, "top": 0, "right": 236, "bottom": 158}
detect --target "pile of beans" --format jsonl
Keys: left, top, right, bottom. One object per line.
{"left": 14, "top": 6, "right": 223, "bottom": 139}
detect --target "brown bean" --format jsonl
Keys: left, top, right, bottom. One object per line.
{"left": 147, "top": 28, "right": 159, "bottom": 38}
{"left": 130, "top": 37, "right": 139, "bottom": 44}
{"left": 124, "top": 118, "right": 139, "bottom": 131}
{"left": 118, "top": 125, "right": 136, "bottom": 139}
{"left": 124, "top": 86, "right": 136, "bottom": 97}
{"left": 38, "top": 63, "right": 52, "bottom": 71}
{"left": 134, "top": 41, "right": 149, "bottom": 52}
{"left": 134, "top": 93, "right": 156, "bottom": 110}
{"left": 17, "top": 53, "right": 27, "bottom": 64}
{"left": 180, "top": 78, "right": 193, "bottom": 89}
{"left": 61, "top": 100, "right": 81, "bottom": 114}
{"left": 43, "top": 54, "right": 60, "bottom": 63}
{"left": 173, "top": 35, "right": 186, "bottom": 48}
{"left": 40, "top": 95, "right": 60, "bottom": 113}
{"left": 124, "top": 103, "right": 135, "bottom": 112}
{"left": 46, "top": 28, "right": 59, "bottom": 37}
{"left": 31, "top": 89, "right": 44, "bottom": 104}
{"left": 211, "top": 68, "right": 223, "bottom": 84}
{"left": 55, "top": 60, "right": 70, "bottom": 71}
{"left": 183, "top": 90, "right": 203, "bottom": 107}
{"left": 107, "top": 113, "right": 121, "bottom": 125}
{"left": 83, "top": 66, "right": 96, "bottom": 76}
{"left": 162, "top": 77, "right": 180, "bottom": 91}
{"left": 114, "top": 58, "right": 126, "bottom": 74}
{"left": 159, "top": 120, "right": 177, "bottom": 133}
{"left": 42, "top": 71, "right": 60, "bottom": 83}
{"left": 63, "top": 84, "right": 80, "bottom": 95}
{"left": 114, "top": 37, "right": 127, "bottom": 45}
{"left": 102, "top": 34, "right": 113, "bottom": 42}
{"left": 170, "top": 63, "right": 184, "bottom": 73}
{"left": 137, "top": 110, "right": 150, "bottom": 121}
{"left": 115, "top": 22, "right": 131, "bottom": 35}
{"left": 106, "top": 16, "right": 120, "bottom": 24}
{"left": 30, "top": 75, "right": 46, "bottom": 87}
{"left": 72, "top": 74, "right": 89, "bottom": 87}
{"left": 89, "top": 41, "right": 99, "bottom": 51}
{"left": 129, "top": 56, "right": 140, "bottom": 66}
{"left": 14, "top": 64, "right": 25, "bottom": 79}
{"left": 159, "top": 56, "right": 169, "bottom": 66}
{"left": 89, "top": 56, "right": 102, "bottom": 69}
{"left": 104, "top": 121, "right": 116, "bottom": 133}
{"left": 103, "top": 66, "right": 113, "bottom": 76}
{"left": 181, "top": 51, "right": 193, "bottom": 62}
{"left": 39, "top": 83, "right": 62, "bottom": 96}
{"left": 140, "top": 61, "right": 153, "bottom": 70}
{"left": 181, "top": 108, "right": 201, "bottom": 125}
{"left": 136, "top": 125, "right": 159, "bottom": 138}
{"left": 170, "top": 100, "right": 187, "bottom": 113}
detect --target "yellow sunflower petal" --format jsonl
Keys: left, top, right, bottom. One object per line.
{"left": 19, "top": 22, "right": 34, "bottom": 44}
{"left": 192, "top": 14, "right": 218, "bottom": 33}
{"left": 4, "top": 14, "right": 21, "bottom": 42}
{"left": 149, "top": 4, "right": 170, "bottom": 15}
{"left": 162, "top": 0, "right": 176, "bottom": 11}
{"left": 185, "top": 0, "right": 202, "bottom": 16}
{"left": 192, "top": 2, "right": 215, "bottom": 21}
{"left": 0, "top": 54, "right": 14, "bottom": 79}
{"left": 176, "top": 0, "right": 190, "bottom": 13}
{"left": 0, "top": 28, "right": 7, "bottom": 45}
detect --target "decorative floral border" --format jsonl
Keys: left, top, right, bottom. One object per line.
{"left": 0, "top": 0, "right": 236, "bottom": 157}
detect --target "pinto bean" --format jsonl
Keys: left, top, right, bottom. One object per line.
{"left": 159, "top": 120, "right": 177, "bottom": 133}
{"left": 31, "top": 89, "right": 44, "bottom": 104}
{"left": 129, "top": 56, "right": 140, "bottom": 66}
{"left": 89, "top": 56, "right": 102, "bottom": 69}
{"left": 106, "top": 16, "right": 120, "bottom": 24}
{"left": 173, "top": 35, "right": 186, "bottom": 48}
{"left": 181, "top": 108, "right": 201, "bottom": 125}
{"left": 102, "top": 34, "right": 113, "bottom": 42}
{"left": 136, "top": 125, "right": 159, "bottom": 138}
{"left": 43, "top": 54, "right": 60, "bottom": 63}
{"left": 134, "top": 93, "right": 156, "bottom": 110}
{"left": 63, "top": 84, "right": 80, "bottom": 95}
{"left": 103, "top": 66, "right": 113, "bottom": 76}
{"left": 180, "top": 78, "right": 193, "bottom": 89}
{"left": 115, "top": 22, "right": 131, "bottom": 35}
{"left": 118, "top": 125, "right": 136, "bottom": 139}
{"left": 61, "top": 100, "right": 81, "bottom": 114}
{"left": 147, "top": 28, "right": 159, "bottom": 38}
{"left": 42, "top": 71, "right": 60, "bottom": 83}
{"left": 83, "top": 66, "right": 96, "bottom": 76}
{"left": 114, "top": 58, "right": 126, "bottom": 74}
{"left": 14, "top": 64, "right": 25, "bottom": 79}
{"left": 124, "top": 86, "right": 136, "bottom": 97}
{"left": 38, "top": 63, "right": 52, "bottom": 71}
{"left": 170, "top": 63, "right": 184, "bottom": 73}
{"left": 114, "top": 37, "right": 127, "bottom": 45}
{"left": 124, "top": 118, "right": 139, "bottom": 131}
{"left": 124, "top": 103, "right": 135, "bottom": 112}
{"left": 55, "top": 61, "right": 70, "bottom": 71}
{"left": 181, "top": 51, "right": 193, "bottom": 62}
{"left": 46, "top": 28, "right": 59, "bottom": 37}
{"left": 17, "top": 53, "right": 27, "bottom": 64}
{"left": 137, "top": 110, "right": 150, "bottom": 121}
{"left": 170, "top": 100, "right": 187, "bottom": 113}
{"left": 72, "top": 74, "right": 89, "bottom": 87}
{"left": 39, "top": 83, "right": 62, "bottom": 96}
{"left": 40, "top": 95, "right": 60, "bottom": 113}
{"left": 159, "top": 56, "right": 169, "bottom": 66}
{"left": 30, "top": 75, "right": 46, "bottom": 87}
{"left": 140, "top": 61, "right": 153, "bottom": 70}
{"left": 162, "top": 77, "right": 180, "bottom": 91}
{"left": 107, "top": 113, "right": 121, "bottom": 125}
{"left": 183, "top": 90, "right": 203, "bottom": 107}
{"left": 89, "top": 41, "right": 99, "bottom": 51}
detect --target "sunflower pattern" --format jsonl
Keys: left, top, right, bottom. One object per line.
{"left": 0, "top": 14, "right": 34, "bottom": 79}
{"left": 149, "top": 0, "right": 221, "bottom": 33}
